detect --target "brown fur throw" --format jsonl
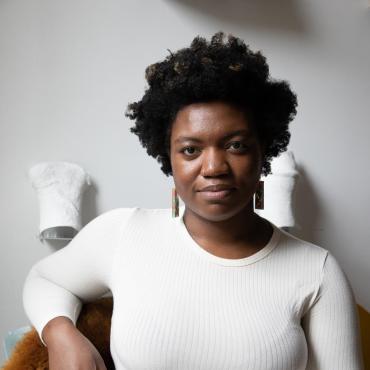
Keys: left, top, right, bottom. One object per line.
{"left": 1, "top": 297, "right": 114, "bottom": 370}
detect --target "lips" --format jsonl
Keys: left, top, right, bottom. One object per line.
{"left": 199, "top": 188, "right": 235, "bottom": 200}
{"left": 198, "top": 184, "right": 235, "bottom": 192}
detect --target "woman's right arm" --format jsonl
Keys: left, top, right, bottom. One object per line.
{"left": 42, "top": 316, "right": 110, "bottom": 369}
{"left": 22, "top": 207, "right": 136, "bottom": 367}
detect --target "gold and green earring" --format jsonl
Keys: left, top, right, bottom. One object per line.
{"left": 172, "top": 187, "right": 179, "bottom": 217}
{"left": 254, "top": 180, "right": 264, "bottom": 210}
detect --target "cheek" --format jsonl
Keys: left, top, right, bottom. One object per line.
{"left": 231, "top": 154, "right": 260, "bottom": 175}
{"left": 171, "top": 159, "right": 200, "bottom": 196}
{"left": 173, "top": 162, "right": 198, "bottom": 187}
{"left": 232, "top": 156, "right": 262, "bottom": 192}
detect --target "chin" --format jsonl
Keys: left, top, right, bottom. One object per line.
{"left": 192, "top": 203, "right": 249, "bottom": 222}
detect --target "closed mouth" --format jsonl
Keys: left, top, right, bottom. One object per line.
{"left": 198, "top": 185, "right": 236, "bottom": 192}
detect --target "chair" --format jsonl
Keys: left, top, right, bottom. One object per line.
{"left": 2, "top": 326, "right": 32, "bottom": 361}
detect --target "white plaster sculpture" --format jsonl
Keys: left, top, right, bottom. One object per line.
{"left": 254, "top": 150, "right": 299, "bottom": 229}
{"left": 29, "top": 161, "right": 91, "bottom": 240}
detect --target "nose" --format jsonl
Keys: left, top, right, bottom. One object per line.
{"left": 200, "top": 147, "right": 230, "bottom": 177}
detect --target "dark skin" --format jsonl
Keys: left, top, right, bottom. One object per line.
{"left": 169, "top": 100, "right": 273, "bottom": 259}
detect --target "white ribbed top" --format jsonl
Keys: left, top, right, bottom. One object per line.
{"left": 177, "top": 206, "right": 281, "bottom": 267}
{"left": 23, "top": 206, "right": 364, "bottom": 369}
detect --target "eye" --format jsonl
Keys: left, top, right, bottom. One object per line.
{"left": 227, "top": 141, "right": 249, "bottom": 151}
{"left": 180, "top": 146, "right": 199, "bottom": 156}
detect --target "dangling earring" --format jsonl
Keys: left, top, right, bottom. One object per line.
{"left": 254, "top": 180, "right": 264, "bottom": 210}
{"left": 172, "top": 187, "right": 179, "bottom": 217}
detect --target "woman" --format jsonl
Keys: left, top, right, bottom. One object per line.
{"left": 23, "top": 32, "right": 364, "bottom": 369}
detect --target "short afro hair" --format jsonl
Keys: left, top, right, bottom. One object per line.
{"left": 125, "top": 31, "right": 298, "bottom": 177}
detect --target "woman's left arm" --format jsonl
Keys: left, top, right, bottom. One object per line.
{"left": 302, "top": 252, "right": 364, "bottom": 370}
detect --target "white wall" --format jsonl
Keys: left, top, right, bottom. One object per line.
{"left": 0, "top": 0, "right": 369, "bottom": 364}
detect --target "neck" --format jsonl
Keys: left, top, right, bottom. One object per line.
{"left": 182, "top": 200, "right": 265, "bottom": 248}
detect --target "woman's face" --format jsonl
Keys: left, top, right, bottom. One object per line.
{"left": 170, "top": 100, "right": 265, "bottom": 221}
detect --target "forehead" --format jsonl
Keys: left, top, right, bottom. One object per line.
{"left": 171, "top": 101, "right": 254, "bottom": 141}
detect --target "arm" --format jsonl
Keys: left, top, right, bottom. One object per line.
{"left": 302, "top": 252, "right": 364, "bottom": 370}
{"left": 22, "top": 207, "right": 136, "bottom": 346}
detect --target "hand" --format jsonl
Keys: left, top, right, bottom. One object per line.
{"left": 43, "top": 317, "right": 108, "bottom": 370}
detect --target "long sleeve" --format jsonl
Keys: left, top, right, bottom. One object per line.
{"left": 22, "top": 207, "right": 135, "bottom": 347}
{"left": 302, "top": 251, "right": 364, "bottom": 370}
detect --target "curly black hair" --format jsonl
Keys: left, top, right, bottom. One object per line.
{"left": 125, "top": 31, "right": 298, "bottom": 177}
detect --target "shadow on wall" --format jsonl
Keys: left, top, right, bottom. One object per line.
{"left": 292, "top": 163, "right": 325, "bottom": 244}
{"left": 166, "top": 0, "right": 308, "bottom": 35}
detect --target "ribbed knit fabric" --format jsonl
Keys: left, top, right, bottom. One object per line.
{"left": 22, "top": 206, "right": 364, "bottom": 370}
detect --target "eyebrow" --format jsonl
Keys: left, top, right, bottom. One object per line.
{"left": 174, "top": 129, "right": 252, "bottom": 144}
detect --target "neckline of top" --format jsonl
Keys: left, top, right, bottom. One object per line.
{"left": 174, "top": 205, "right": 281, "bottom": 267}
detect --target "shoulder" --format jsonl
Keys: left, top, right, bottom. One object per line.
{"left": 98, "top": 206, "right": 172, "bottom": 227}
{"left": 87, "top": 207, "right": 138, "bottom": 226}
{"left": 78, "top": 207, "right": 140, "bottom": 237}
{"left": 273, "top": 226, "right": 330, "bottom": 280}
{"left": 120, "top": 206, "right": 172, "bottom": 218}
{"left": 274, "top": 228, "right": 354, "bottom": 317}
